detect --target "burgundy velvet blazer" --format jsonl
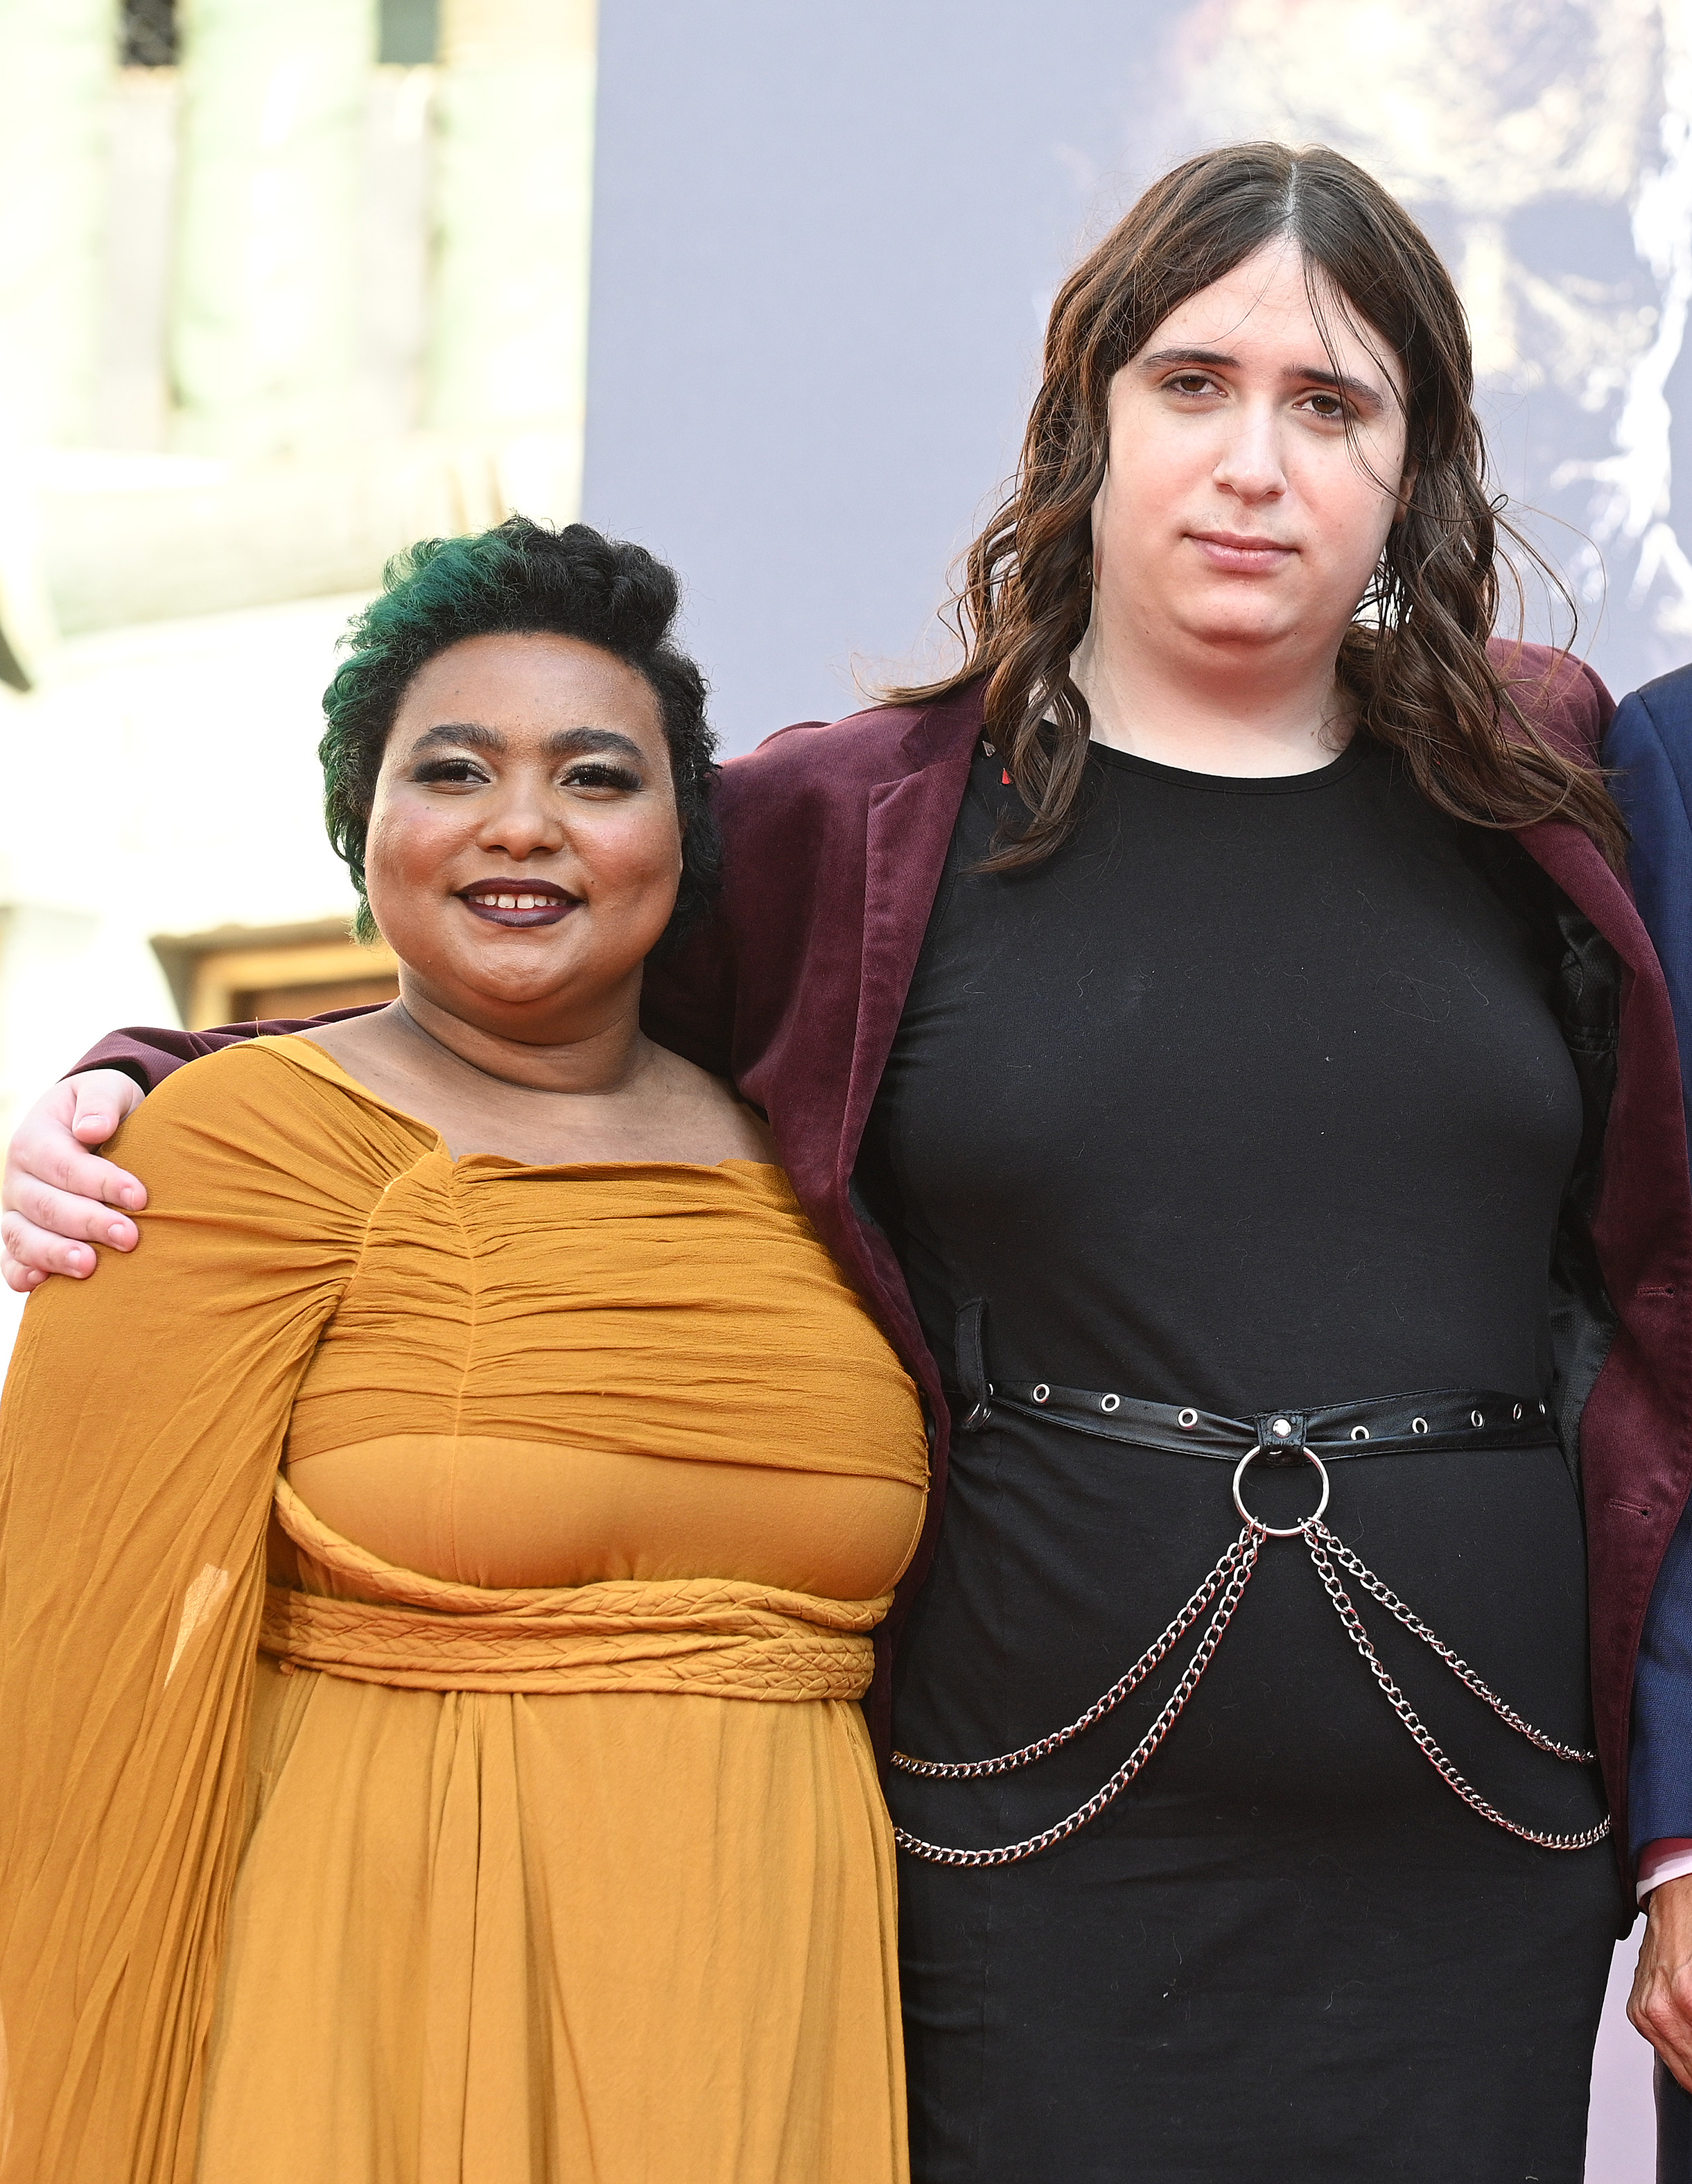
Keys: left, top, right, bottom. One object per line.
{"left": 84, "top": 645, "right": 1692, "bottom": 1874}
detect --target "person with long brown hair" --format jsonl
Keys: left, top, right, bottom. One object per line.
{"left": 8, "top": 146, "right": 1692, "bottom": 2179}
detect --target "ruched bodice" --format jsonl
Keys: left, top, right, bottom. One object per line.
{"left": 277, "top": 1097, "right": 928, "bottom": 1597}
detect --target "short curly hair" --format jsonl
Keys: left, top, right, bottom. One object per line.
{"left": 320, "top": 517, "right": 719, "bottom": 948}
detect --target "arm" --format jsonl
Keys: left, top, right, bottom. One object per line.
{"left": 0, "top": 1043, "right": 399, "bottom": 2181}
{"left": 78, "top": 999, "right": 393, "bottom": 1093}
{"left": 1604, "top": 675, "right": 1692, "bottom": 2084}
{"left": 2, "top": 1003, "right": 388, "bottom": 1288}
{"left": 1606, "top": 686, "right": 1692, "bottom": 1143}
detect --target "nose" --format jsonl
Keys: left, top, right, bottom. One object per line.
{"left": 1211, "top": 397, "right": 1288, "bottom": 506}
{"left": 475, "top": 772, "right": 566, "bottom": 860}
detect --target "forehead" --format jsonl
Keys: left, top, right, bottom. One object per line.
{"left": 394, "top": 632, "right": 663, "bottom": 738}
{"left": 1135, "top": 238, "right": 1406, "bottom": 400}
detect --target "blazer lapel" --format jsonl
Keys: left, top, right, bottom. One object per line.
{"left": 836, "top": 693, "right": 983, "bottom": 1192}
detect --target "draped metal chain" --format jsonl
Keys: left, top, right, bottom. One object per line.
{"left": 892, "top": 1528, "right": 1260, "bottom": 1783}
{"left": 891, "top": 1528, "right": 1262, "bottom": 1869}
{"left": 891, "top": 1454, "right": 1609, "bottom": 1868}
{"left": 1300, "top": 1520, "right": 1608, "bottom": 1852}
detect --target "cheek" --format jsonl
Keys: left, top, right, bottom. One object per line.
{"left": 584, "top": 809, "right": 685, "bottom": 910}
{"left": 1097, "top": 424, "right": 1201, "bottom": 551}
{"left": 1325, "top": 469, "right": 1402, "bottom": 577}
{"left": 1313, "top": 433, "right": 1407, "bottom": 555}
{"left": 364, "top": 801, "right": 463, "bottom": 896}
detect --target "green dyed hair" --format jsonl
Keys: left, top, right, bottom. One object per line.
{"left": 320, "top": 517, "right": 720, "bottom": 945}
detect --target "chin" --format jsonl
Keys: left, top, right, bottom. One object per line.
{"left": 466, "top": 968, "right": 571, "bottom": 1009}
{"left": 1175, "top": 609, "right": 1298, "bottom": 655}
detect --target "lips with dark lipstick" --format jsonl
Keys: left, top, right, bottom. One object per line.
{"left": 457, "top": 880, "right": 580, "bottom": 928}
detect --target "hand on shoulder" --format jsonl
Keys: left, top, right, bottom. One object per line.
{"left": 1, "top": 1070, "right": 148, "bottom": 1289}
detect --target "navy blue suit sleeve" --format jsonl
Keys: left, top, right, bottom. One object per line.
{"left": 1608, "top": 674, "right": 1692, "bottom": 1855}
{"left": 1608, "top": 686, "right": 1692, "bottom": 1150}
{"left": 1632, "top": 1509, "right": 1692, "bottom": 1852}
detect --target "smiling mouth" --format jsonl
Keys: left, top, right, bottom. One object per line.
{"left": 457, "top": 882, "right": 579, "bottom": 928}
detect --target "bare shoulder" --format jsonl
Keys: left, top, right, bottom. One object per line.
{"left": 647, "top": 1045, "right": 777, "bottom": 1163}
{"left": 285, "top": 1006, "right": 402, "bottom": 1075}
{"left": 274, "top": 1009, "right": 455, "bottom": 1132}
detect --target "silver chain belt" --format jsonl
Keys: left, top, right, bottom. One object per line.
{"left": 890, "top": 1441, "right": 1609, "bottom": 1867}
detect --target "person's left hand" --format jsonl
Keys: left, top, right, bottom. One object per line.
{"left": 1631, "top": 1872, "right": 1692, "bottom": 2087}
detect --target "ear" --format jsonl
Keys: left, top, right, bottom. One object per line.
{"left": 1392, "top": 460, "right": 1420, "bottom": 523}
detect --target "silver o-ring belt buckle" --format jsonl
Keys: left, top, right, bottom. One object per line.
{"left": 1232, "top": 1442, "right": 1330, "bottom": 1537}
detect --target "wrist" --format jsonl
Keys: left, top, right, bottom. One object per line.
{"left": 1649, "top": 1872, "right": 1692, "bottom": 1933}
{"left": 1640, "top": 1840, "right": 1692, "bottom": 1903}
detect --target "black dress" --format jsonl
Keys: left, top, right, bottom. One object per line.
{"left": 862, "top": 736, "right": 1625, "bottom": 2183}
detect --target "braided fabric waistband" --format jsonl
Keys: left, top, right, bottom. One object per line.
{"left": 260, "top": 1476, "right": 887, "bottom": 1701}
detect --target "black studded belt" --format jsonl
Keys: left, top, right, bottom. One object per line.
{"left": 891, "top": 1299, "right": 1598, "bottom": 1870}
{"left": 946, "top": 1297, "right": 1558, "bottom": 1461}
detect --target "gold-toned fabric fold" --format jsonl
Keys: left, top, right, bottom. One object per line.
{"left": 0, "top": 1050, "right": 419, "bottom": 2184}
{"left": 265, "top": 1477, "right": 885, "bottom": 1699}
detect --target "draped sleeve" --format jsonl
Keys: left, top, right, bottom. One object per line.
{"left": 0, "top": 1041, "right": 431, "bottom": 2184}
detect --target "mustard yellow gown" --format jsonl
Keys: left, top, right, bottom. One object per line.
{"left": 0, "top": 1038, "right": 929, "bottom": 2184}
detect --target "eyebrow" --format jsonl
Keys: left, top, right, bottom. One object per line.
{"left": 1138, "top": 346, "right": 1386, "bottom": 411}
{"left": 408, "top": 722, "right": 647, "bottom": 763}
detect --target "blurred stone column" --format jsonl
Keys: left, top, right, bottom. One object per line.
{"left": 0, "top": 0, "right": 118, "bottom": 447}
{"left": 0, "top": 0, "right": 114, "bottom": 682}
{"left": 428, "top": 0, "right": 599, "bottom": 520}
{"left": 171, "top": 0, "right": 379, "bottom": 456}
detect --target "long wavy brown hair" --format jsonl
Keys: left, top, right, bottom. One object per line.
{"left": 888, "top": 142, "right": 1625, "bottom": 871}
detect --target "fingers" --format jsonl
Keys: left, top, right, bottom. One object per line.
{"left": 1629, "top": 1971, "right": 1692, "bottom": 2091}
{"left": 1, "top": 1073, "right": 150, "bottom": 1283}
{"left": 5, "top": 1141, "right": 144, "bottom": 1220}
{"left": 1, "top": 1176, "right": 138, "bottom": 1265}
{"left": 67, "top": 1068, "right": 145, "bottom": 1159}
{"left": 1, "top": 1208, "right": 110, "bottom": 1280}
{"left": 1, "top": 1071, "right": 148, "bottom": 1273}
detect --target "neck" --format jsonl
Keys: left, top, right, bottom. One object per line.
{"left": 1070, "top": 614, "right": 1350, "bottom": 778}
{"left": 392, "top": 978, "right": 654, "bottom": 1098}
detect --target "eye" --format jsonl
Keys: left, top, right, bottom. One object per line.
{"left": 1165, "top": 371, "right": 1221, "bottom": 398}
{"left": 564, "top": 761, "right": 643, "bottom": 792}
{"left": 412, "top": 756, "right": 489, "bottom": 785}
{"left": 1300, "top": 390, "right": 1352, "bottom": 423}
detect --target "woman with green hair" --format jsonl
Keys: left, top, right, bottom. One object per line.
{"left": 0, "top": 519, "right": 929, "bottom": 2184}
